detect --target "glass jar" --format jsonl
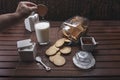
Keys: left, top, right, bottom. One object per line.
{"left": 61, "top": 16, "right": 89, "bottom": 43}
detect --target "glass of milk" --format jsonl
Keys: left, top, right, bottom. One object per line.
{"left": 35, "top": 21, "right": 50, "bottom": 45}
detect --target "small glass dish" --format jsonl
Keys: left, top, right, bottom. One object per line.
{"left": 80, "top": 37, "right": 98, "bottom": 52}
{"left": 73, "top": 51, "right": 95, "bottom": 69}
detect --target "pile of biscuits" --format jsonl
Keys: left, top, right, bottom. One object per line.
{"left": 45, "top": 38, "right": 72, "bottom": 66}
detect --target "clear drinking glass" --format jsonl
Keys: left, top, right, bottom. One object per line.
{"left": 34, "top": 21, "right": 50, "bottom": 45}
{"left": 35, "top": 4, "right": 50, "bottom": 45}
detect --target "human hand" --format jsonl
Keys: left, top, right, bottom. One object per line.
{"left": 15, "top": 1, "right": 37, "bottom": 18}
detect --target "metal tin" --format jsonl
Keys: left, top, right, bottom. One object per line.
{"left": 80, "top": 37, "right": 98, "bottom": 52}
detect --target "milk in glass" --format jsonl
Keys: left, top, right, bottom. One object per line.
{"left": 35, "top": 21, "right": 50, "bottom": 45}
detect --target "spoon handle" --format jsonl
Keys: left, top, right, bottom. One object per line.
{"left": 39, "top": 60, "right": 51, "bottom": 71}
{"left": 36, "top": 56, "right": 51, "bottom": 71}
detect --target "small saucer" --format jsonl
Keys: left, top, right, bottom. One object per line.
{"left": 73, "top": 53, "right": 95, "bottom": 69}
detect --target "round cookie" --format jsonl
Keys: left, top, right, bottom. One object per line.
{"left": 56, "top": 51, "right": 61, "bottom": 55}
{"left": 49, "top": 54, "right": 59, "bottom": 62}
{"left": 49, "top": 56, "right": 55, "bottom": 62}
{"left": 55, "top": 38, "right": 65, "bottom": 48}
{"left": 60, "top": 46, "right": 71, "bottom": 54}
{"left": 49, "top": 52, "right": 61, "bottom": 62}
{"left": 64, "top": 38, "right": 71, "bottom": 43}
{"left": 46, "top": 45, "right": 59, "bottom": 56}
{"left": 53, "top": 55, "right": 66, "bottom": 66}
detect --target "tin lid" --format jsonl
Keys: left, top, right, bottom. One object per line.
{"left": 17, "top": 39, "right": 33, "bottom": 49}
{"left": 73, "top": 51, "right": 95, "bottom": 69}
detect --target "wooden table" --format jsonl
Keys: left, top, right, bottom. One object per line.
{"left": 0, "top": 21, "right": 120, "bottom": 80}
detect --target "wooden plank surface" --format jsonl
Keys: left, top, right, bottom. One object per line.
{"left": 0, "top": 21, "right": 120, "bottom": 79}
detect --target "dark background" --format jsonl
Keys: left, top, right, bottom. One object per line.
{"left": 0, "top": 0, "right": 120, "bottom": 21}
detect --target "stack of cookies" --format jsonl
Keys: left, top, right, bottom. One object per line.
{"left": 46, "top": 38, "right": 72, "bottom": 66}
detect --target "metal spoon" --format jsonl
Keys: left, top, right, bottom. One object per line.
{"left": 35, "top": 56, "right": 51, "bottom": 71}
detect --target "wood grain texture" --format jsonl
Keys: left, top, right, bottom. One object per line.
{"left": 0, "top": 21, "right": 120, "bottom": 80}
